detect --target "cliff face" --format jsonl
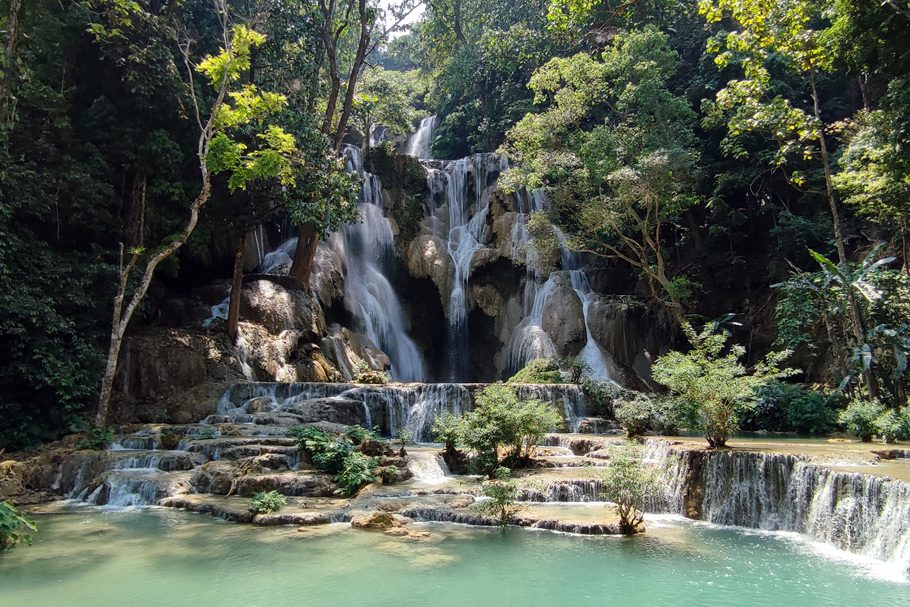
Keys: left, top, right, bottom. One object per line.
{"left": 113, "top": 123, "right": 676, "bottom": 418}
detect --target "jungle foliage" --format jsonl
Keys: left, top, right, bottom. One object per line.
{"left": 5, "top": 0, "right": 910, "bottom": 448}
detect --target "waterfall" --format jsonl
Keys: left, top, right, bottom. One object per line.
{"left": 257, "top": 237, "right": 298, "bottom": 274}
{"left": 405, "top": 115, "right": 437, "bottom": 159}
{"left": 332, "top": 145, "right": 425, "bottom": 381}
{"left": 211, "top": 381, "right": 586, "bottom": 441}
{"left": 423, "top": 154, "right": 505, "bottom": 379}
{"left": 568, "top": 270, "right": 611, "bottom": 380}
{"left": 644, "top": 441, "right": 910, "bottom": 575}
{"left": 508, "top": 275, "right": 558, "bottom": 373}
{"left": 408, "top": 451, "right": 451, "bottom": 484}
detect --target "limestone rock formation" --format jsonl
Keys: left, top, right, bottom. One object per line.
{"left": 321, "top": 324, "right": 391, "bottom": 380}
{"left": 240, "top": 279, "right": 325, "bottom": 339}
{"left": 113, "top": 328, "right": 244, "bottom": 424}
{"left": 541, "top": 274, "right": 585, "bottom": 355}
{"left": 309, "top": 243, "right": 346, "bottom": 309}
{"left": 350, "top": 511, "right": 411, "bottom": 530}
{"left": 406, "top": 234, "right": 451, "bottom": 304}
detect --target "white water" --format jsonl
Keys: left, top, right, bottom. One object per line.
{"left": 407, "top": 450, "right": 451, "bottom": 484}
{"left": 642, "top": 441, "right": 910, "bottom": 576}
{"left": 508, "top": 275, "right": 558, "bottom": 372}
{"left": 212, "top": 381, "right": 585, "bottom": 440}
{"left": 332, "top": 145, "right": 425, "bottom": 381}
{"left": 568, "top": 270, "right": 611, "bottom": 380}
{"left": 405, "top": 115, "right": 437, "bottom": 159}
{"left": 209, "top": 142, "right": 427, "bottom": 382}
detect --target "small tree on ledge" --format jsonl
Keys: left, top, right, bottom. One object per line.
{"left": 597, "top": 444, "right": 663, "bottom": 535}
{"left": 652, "top": 322, "right": 795, "bottom": 448}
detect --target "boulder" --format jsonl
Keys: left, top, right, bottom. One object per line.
{"left": 350, "top": 511, "right": 411, "bottom": 530}
{"left": 541, "top": 274, "right": 585, "bottom": 355}
{"left": 470, "top": 283, "right": 504, "bottom": 318}
{"left": 309, "top": 242, "right": 346, "bottom": 309}
{"left": 233, "top": 472, "right": 336, "bottom": 497}
{"left": 405, "top": 235, "right": 451, "bottom": 301}
{"left": 113, "top": 328, "right": 243, "bottom": 424}
{"left": 281, "top": 397, "right": 369, "bottom": 426}
{"left": 321, "top": 324, "right": 391, "bottom": 380}
{"left": 240, "top": 279, "right": 325, "bottom": 339}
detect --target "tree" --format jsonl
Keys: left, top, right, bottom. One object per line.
{"left": 597, "top": 443, "right": 663, "bottom": 535}
{"left": 501, "top": 27, "right": 700, "bottom": 315}
{"left": 652, "top": 322, "right": 794, "bottom": 447}
{"left": 93, "top": 3, "right": 300, "bottom": 427}
{"left": 699, "top": 0, "right": 848, "bottom": 264}
{"left": 833, "top": 110, "right": 910, "bottom": 272}
{"left": 775, "top": 248, "right": 910, "bottom": 406}
{"left": 471, "top": 466, "right": 520, "bottom": 525}
{"left": 287, "top": 0, "right": 422, "bottom": 286}
{"left": 456, "top": 384, "right": 562, "bottom": 476}
{"left": 352, "top": 67, "right": 422, "bottom": 155}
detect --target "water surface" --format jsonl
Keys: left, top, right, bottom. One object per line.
{"left": 1, "top": 508, "right": 906, "bottom": 606}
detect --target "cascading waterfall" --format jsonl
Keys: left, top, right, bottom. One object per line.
{"left": 504, "top": 192, "right": 612, "bottom": 379}
{"left": 209, "top": 140, "right": 427, "bottom": 382}
{"left": 405, "top": 115, "right": 438, "bottom": 159}
{"left": 212, "top": 381, "right": 585, "bottom": 440}
{"left": 424, "top": 154, "right": 507, "bottom": 379}
{"left": 642, "top": 441, "right": 910, "bottom": 574}
{"left": 508, "top": 276, "right": 559, "bottom": 372}
{"left": 568, "top": 270, "right": 611, "bottom": 380}
{"left": 330, "top": 145, "right": 425, "bottom": 381}
{"left": 407, "top": 451, "right": 451, "bottom": 484}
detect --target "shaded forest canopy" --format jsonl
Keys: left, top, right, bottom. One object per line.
{"left": 2, "top": 0, "right": 910, "bottom": 448}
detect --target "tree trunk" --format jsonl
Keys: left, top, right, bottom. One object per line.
{"left": 319, "top": 0, "right": 341, "bottom": 135}
{"left": 809, "top": 72, "right": 847, "bottom": 265}
{"left": 332, "top": 0, "right": 372, "bottom": 152}
{"left": 453, "top": 0, "right": 466, "bottom": 43}
{"left": 95, "top": 6, "right": 235, "bottom": 427}
{"left": 95, "top": 181, "right": 211, "bottom": 427}
{"left": 227, "top": 231, "right": 248, "bottom": 340}
{"left": 288, "top": 221, "right": 320, "bottom": 286}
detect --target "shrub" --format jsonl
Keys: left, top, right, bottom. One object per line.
{"left": 838, "top": 398, "right": 885, "bottom": 442}
{"left": 558, "top": 356, "right": 588, "bottom": 384}
{"left": 395, "top": 427, "right": 412, "bottom": 456}
{"left": 291, "top": 425, "right": 384, "bottom": 492}
{"left": 335, "top": 452, "right": 379, "bottom": 495}
{"left": 614, "top": 394, "right": 657, "bottom": 439}
{"left": 597, "top": 444, "right": 663, "bottom": 535}
{"left": 159, "top": 428, "right": 184, "bottom": 450}
{"left": 875, "top": 408, "right": 910, "bottom": 444}
{"left": 459, "top": 385, "right": 562, "bottom": 476}
{"left": 508, "top": 358, "right": 563, "bottom": 384}
{"left": 580, "top": 378, "right": 624, "bottom": 417}
{"left": 352, "top": 361, "right": 390, "bottom": 385}
{"left": 344, "top": 425, "right": 379, "bottom": 445}
{"left": 0, "top": 501, "right": 37, "bottom": 552}
{"left": 471, "top": 467, "right": 519, "bottom": 525}
{"left": 378, "top": 465, "right": 401, "bottom": 484}
{"left": 652, "top": 323, "right": 794, "bottom": 448}
{"left": 431, "top": 412, "right": 463, "bottom": 454}
{"left": 77, "top": 426, "right": 114, "bottom": 450}
{"left": 291, "top": 425, "right": 353, "bottom": 474}
{"left": 743, "top": 382, "right": 840, "bottom": 434}
{"left": 249, "top": 490, "right": 287, "bottom": 514}
{"left": 197, "top": 427, "right": 218, "bottom": 440}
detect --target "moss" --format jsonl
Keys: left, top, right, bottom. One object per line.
{"left": 507, "top": 358, "right": 563, "bottom": 384}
